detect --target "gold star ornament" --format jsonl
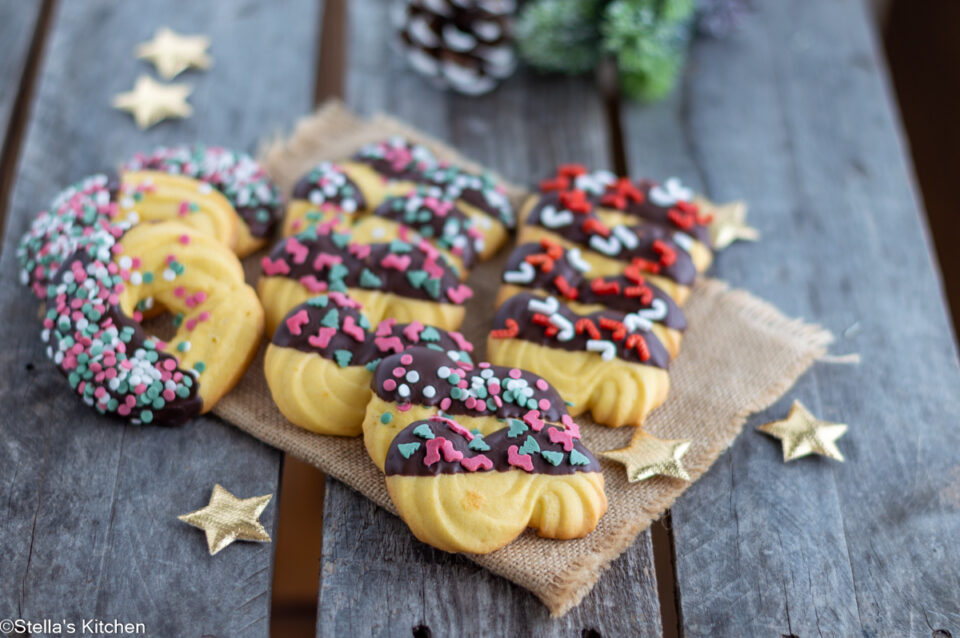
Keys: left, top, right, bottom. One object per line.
{"left": 758, "top": 400, "right": 847, "bottom": 462}
{"left": 136, "top": 27, "right": 212, "bottom": 79}
{"left": 113, "top": 75, "right": 192, "bottom": 129}
{"left": 695, "top": 196, "right": 758, "bottom": 251}
{"left": 178, "top": 484, "right": 273, "bottom": 555}
{"left": 602, "top": 431, "right": 692, "bottom": 483}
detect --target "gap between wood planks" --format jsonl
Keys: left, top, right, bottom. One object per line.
{"left": 270, "top": 0, "right": 344, "bottom": 633}
{"left": 600, "top": 63, "right": 682, "bottom": 638}
{"left": 0, "top": 0, "right": 56, "bottom": 253}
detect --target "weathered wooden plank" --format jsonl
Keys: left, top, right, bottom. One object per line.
{"left": 0, "top": 1, "right": 322, "bottom": 635}
{"left": 622, "top": 0, "right": 960, "bottom": 635}
{"left": 316, "top": 1, "right": 662, "bottom": 635}
{"left": 0, "top": 0, "right": 42, "bottom": 151}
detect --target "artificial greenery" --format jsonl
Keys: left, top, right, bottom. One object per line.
{"left": 516, "top": 0, "right": 698, "bottom": 101}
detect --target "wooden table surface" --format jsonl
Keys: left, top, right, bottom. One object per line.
{"left": 1, "top": 1, "right": 957, "bottom": 636}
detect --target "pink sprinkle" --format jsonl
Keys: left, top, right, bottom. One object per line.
{"left": 464, "top": 397, "right": 477, "bottom": 410}
{"left": 509, "top": 368, "right": 522, "bottom": 379}
{"left": 538, "top": 398, "right": 551, "bottom": 411}
{"left": 448, "top": 331, "right": 473, "bottom": 352}
{"left": 328, "top": 291, "right": 360, "bottom": 308}
{"left": 261, "top": 257, "right": 291, "bottom": 276}
{"left": 381, "top": 253, "right": 411, "bottom": 271}
{"left": 383, "top": 379, "right": 397, "bottom": 391}
{"left": 185, "top": 318, "right": 198, "bottom": 331}
{"left": 118, "top": 404, "right": 131, "bottom": 416}
{"left": 400, "top": 354, "right": 413, "bottom": 366}
{"left": 179, "top": 234, "right": 191, "bottom": 245}
{"left": 392, "top": 367, "right": 406, "bottom": 378}
{"left": 163, "top": 358, "right": 177, "bottom": 371}
{"left": 488, "top": 383, "right": 500, "bottom": 395}
{"left": 446, "top": 284, "right": 473, "bottom": 304}
{"left": 174, "top": 286, "right": 186, "bottom": 298}
{"left": 299, "top": 275, "right": 328, "bottom": 293}
{"left": 285, "top": 237, "right": 309, "bottom": 264}
{"left": 94, "top": 387, "right": 106, "bottom": 399}
{"left": 197, "top": 311, "right": 210, "bottom": 322}
{"left": 424, "top": 437, "right": 463, "bottom": 466}
{"left": 523, "top": 409, "right": 545, "bottom": 432}
{"left": 349, "top": 243, "right": 371, "bottom": 259}
{"left": 376, "top": 318, "right": 397, "bottom": 337}
{"left": 507, "top": 445, "right": 534, "bottom": 472}
{"left": 536, "top": 379, "right": 549, "bottom": 391}
{"left": 397, "top": 403, "right": 411, "bottom": 412}
{"left": 313, "top": 252, "right": 343, "bottom": 270}
{"left": 285, "top": 309, "right": 310, "bottom": 336}
{"left": 178, "top": 202, "right": 190, "bottom": 216}
{"left": 375, "top": 336, "right": 404, "bottom": 353}
{"left": 440, "top": 397, "right": 452, "bottom": 411}
{"left": 308, "top": 326, "right": 337, "bottom": 349}
{"left": 165, "top": 254, "right": 176, "bottom": 265}
{"left": 460, "top": 454, "right": 493, "bottom": 472}
{"left": 548, "top": 426, "right": 579, "bottom": 451}
{"left": 429, "top": 415, "right": 474, "bottom": 440}
{"left": 402, "top": 321, "right": 423, "bottom": 342}
{"left": 134, "top": 383, "right": 147, "bottom": 395}
{"left": 341, "top": 315, "right": 366, "bottom": 342}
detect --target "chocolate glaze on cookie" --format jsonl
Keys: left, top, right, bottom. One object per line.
{"left": 539, "top": 166, "right": 712, "bottom": 246}
{"left": 124, "top": 145, "right": 284, "bottom": 239}
{"left": 272, "top": 294, "right": 474, "bottom": 368}
{"left": 292, "top": 161, "right": 367, "bottom": 216}
{"left": 384, "top": 416, "right": 601, "bottom": 476}
{"left": 352, "top": 137, "right": 515, "bottom": 228}
{"left": 260, "top": 223, "right": 471, "bottom": 305}
{"left": 44, "top": 253, "right": 202, "bottom": 426}
{"left": 491, "top": 292, "right": 671, "bottom": 369}
{"left": 526, "top": 192, "right": 698, "bottom": 286}
{"left": 372, "top": 347, "right": 569, "bottom": 422}
{"left": 372, "top": 189, "right": 482, "bottom": 268}
{"left": 502, "top": 242, "right": 687, "bottom": 331}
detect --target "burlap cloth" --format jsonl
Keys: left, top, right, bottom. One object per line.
{"left": 213, "top": 102, "right": 834, "bottom": 616}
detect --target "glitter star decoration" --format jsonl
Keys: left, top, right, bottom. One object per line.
{"left": 757, "top": 400, "right": 848, "bottom": 462}
{"left": 601, "top": 430, "right": 692, "bottom": 483}
{"left": 112, "top": 75, "right": 193, "bottom": 129}
{"left": 696, "top": 197, "right": 758, "bottom": 251}
{"left": 136, "top": 27, "right": 212, "bottom": 79}
{"left": 178, "top": 484, "right": 273, "bottom": 555}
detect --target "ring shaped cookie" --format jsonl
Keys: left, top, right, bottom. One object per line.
{"left": 517, "top": 166, "right": 716, "bottom": 305}
{"left": 20, "top": 174, "right": 263, "bottom": 425}
{"left": 488, "top": 292, "right": 672, "bottom": 427}
{"left": 265, "top": 293, "right": 473, "bottom": 435}
{"left": 384, "top": 415, "right": 607, "bottom": 554}
{"left": 124, "top": 145, "right": 284, "bottom": 257}
{"left": 361, "top": 346, "right": 573, "bottom": 471}
{"left": 282, "top": 137, "right": 514, "bottom": 262}
{"left": 258, "top": 221, "right": 472, "bottom": 337}
{"left": 496, "top": 240, "right": 687, "bottom": 358}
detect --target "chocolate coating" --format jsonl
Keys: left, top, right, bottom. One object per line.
{"left": 492, "top": 292, "right": 671, "bottom": 369}
{"left": 502, "top": 242, "right": 686, "bottom": 331}
{"left": 526, "top": 192, "right": 698, "bottom": 286}
{"left": 261, "top": 226, "right": 467, "bottom": 305}
{"left": 372, "top": 347, "right": 569, "bottom": 422}
{"left": 384, "top": 417, "right": 601, "bottom": 477}
{"left": 271, "top": 295, "right": 475, "bottom": 367}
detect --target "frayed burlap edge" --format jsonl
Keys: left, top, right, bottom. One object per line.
{"left": 214, "top": 102, "right": 834, "bottom": 616}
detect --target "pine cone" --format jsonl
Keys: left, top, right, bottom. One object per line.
{"left": 395, "top": 0, "right": 517, "bottom": 96}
